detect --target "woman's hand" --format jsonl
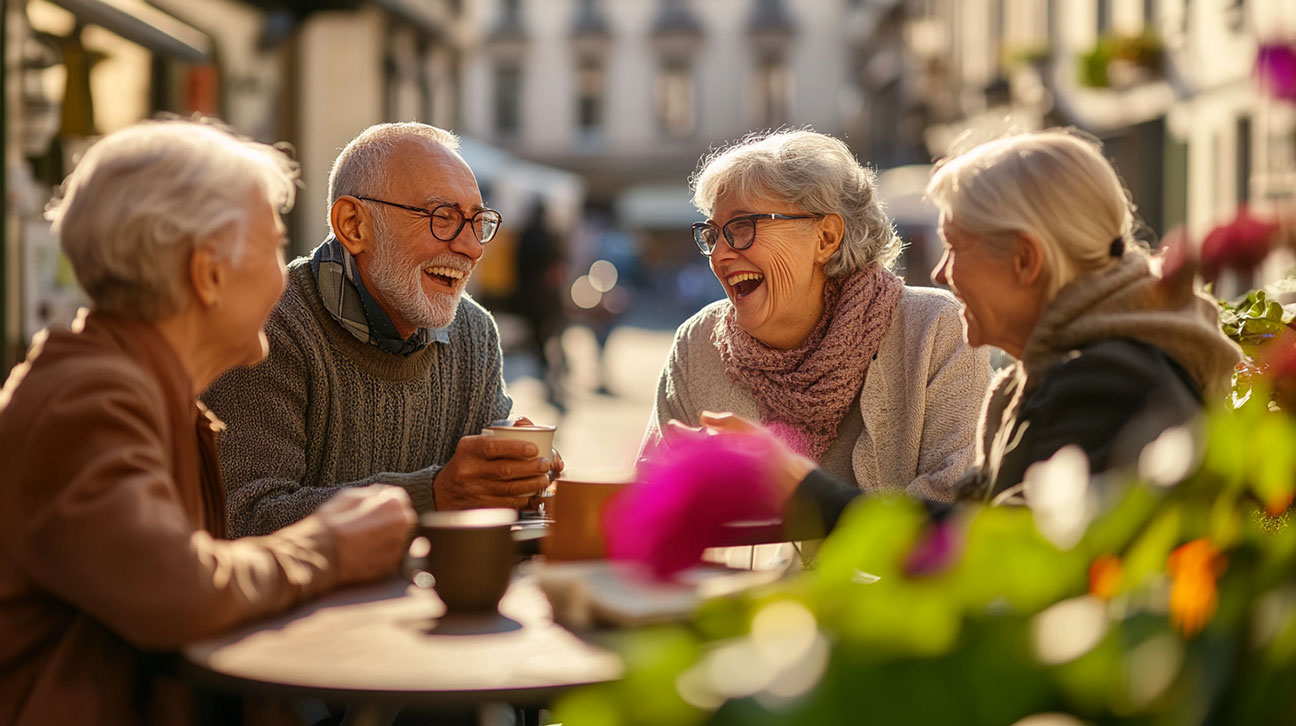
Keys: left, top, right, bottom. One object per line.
{"left": 313, "top": 485, "right": 416, "bottom": 585}
{"left": 665, "top": 411, "right": 818, "bottom": 502}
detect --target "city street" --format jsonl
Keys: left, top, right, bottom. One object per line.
{"left": 501, "top": 320, "right": 675, "bottom": 483}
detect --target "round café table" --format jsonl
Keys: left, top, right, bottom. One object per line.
{"left": 182, "top": 574, "right": 623, "bottom": 726}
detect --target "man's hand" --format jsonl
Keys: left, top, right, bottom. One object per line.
{"left": 433, "top": 435, "right": 553, "bottom": 510}
{"left": 313, "top": 485, "right": 416, "bottom": 585}
{"left": 511, "top": 416, "right": 565, "bottom": 479}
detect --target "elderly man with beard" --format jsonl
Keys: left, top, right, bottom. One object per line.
{"left": 205, "top": 123, "right": 556, "bottom": 537}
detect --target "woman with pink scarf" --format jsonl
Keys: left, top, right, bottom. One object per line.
{"left": 640, "top": 130, "right": 991, "bottom": 510}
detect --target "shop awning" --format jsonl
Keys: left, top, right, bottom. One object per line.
{"left": 48, "top": 0, "right": 211, "bottom": 63}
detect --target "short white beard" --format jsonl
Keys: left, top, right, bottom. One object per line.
{"left": 367, "top": 214, "right": 463, "bottom": 332}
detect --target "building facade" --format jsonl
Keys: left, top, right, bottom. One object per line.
{"left": 1, "top": 0, "right": 464, "bottom": 365}
{"left": 878, "top": 0, "right": 1296, "bottom": 245}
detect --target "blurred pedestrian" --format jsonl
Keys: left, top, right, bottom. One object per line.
{"left": 512, "top": 201, "right": 568, "bottom": 408}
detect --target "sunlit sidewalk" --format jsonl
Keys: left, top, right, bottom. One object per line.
{"left": 503, "top": 324, "right": 675, "bottom": 482}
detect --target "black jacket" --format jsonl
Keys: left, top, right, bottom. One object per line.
{"left": 791, "top": 338, "right": 1204, "bottom": 535}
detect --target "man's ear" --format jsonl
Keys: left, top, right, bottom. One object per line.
{"left": 815, "top": 213, "right": 845, "bottom": 265}
{"left": 189, "top": 244, "right": 225, "bottom": 310}
{"left": 1013, "top": 233, "right": 1046, "bottom": 286}
{"left": 330, "top": 196, "right": 372, "bottom": 255}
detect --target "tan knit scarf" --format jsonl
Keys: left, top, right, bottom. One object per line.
{"left": 972, "top": 252, "right": 1242, "bottom": 492}
{"left": 714, "top": 265, "right": 905, "bottom": 460}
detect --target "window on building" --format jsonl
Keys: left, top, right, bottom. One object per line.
{"left": 576, "top": 57, "right": 604, "bottom": 136}
{"left": 1226, "top": 0, "right": 1246, "bottom": 32}
{"left": 1236, "top": 116, "right": 1252, "bottom": 204}
{"left": 655, "top": 60, "right": 695, "bottom": 137}
{"left": 494, "top": 61, "right": 521, "bottom": 138}
{"left": 754, "top": 56, "right": 791, "bottom": 128}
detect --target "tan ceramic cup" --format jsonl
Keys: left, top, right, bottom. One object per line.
{"left": 541, "top": 479, "right": 629, "bottom": 561}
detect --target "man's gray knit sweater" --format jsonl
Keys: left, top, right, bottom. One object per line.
{"left": 203, "top": 259, "right": 512, "bottom": 538}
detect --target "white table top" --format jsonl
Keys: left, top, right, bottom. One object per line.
{"left": 182, "top": 575, "right": 623, "bottom": 708}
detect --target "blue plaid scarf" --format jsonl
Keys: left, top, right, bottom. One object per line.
{"left": 309, "top": 237, "right": 444, "bottom": 356}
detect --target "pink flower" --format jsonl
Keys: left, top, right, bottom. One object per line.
{"left": 1256, "top": 43, "right": 1296, "bottom": 102}
{"left": 1260, "top": 328, "right": 1296, "bottom": 412}
{"left": 1201, "top": 206, "right": 1278, "bottom": 282}
{"left": 604, "top": 433, "right": 783, "bottom": 579}
{"left": 902, "top": 518, "right": 960, "bottom": 577}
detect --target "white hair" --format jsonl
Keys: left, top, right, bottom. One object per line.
{"left": 327, "top": 122, "right": 461, "bottom": 229}
{"left": 46, "top": 119, "right": 298, "bottom": 321}
{"left": 926, "top": 128, "right": 1142, "bottom": 299}
{"left": 690, "top": 128, "right": 901, "bottom": 276}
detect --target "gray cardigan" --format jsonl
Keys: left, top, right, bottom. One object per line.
{"left": 203, "top": 259, "right": 512, "bottom": 537}
{"left": 640, "top": 286, "right": 991, "bottom": 502}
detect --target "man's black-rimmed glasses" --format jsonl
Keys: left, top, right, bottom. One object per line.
{"left": 356, "top": 196, "right": 503, "bottom": 244}
{"left": 692, "top": 213, "right": 825, "bottom": 256}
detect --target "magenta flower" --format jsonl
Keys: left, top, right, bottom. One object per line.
{"left": 1257, "top": 43, "right": 1296, "bottom": 102}
{"left": 902, "top": 518, "right": 961, "bottom": 577}
{"left": 604, "top": 433, "right": 783, "bottom": 579}
{"left": 1201, "top": 206, "right": 1277, "bottom": 282}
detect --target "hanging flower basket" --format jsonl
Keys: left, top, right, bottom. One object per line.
{"left": 1256, "top": 42, "right": 1296, "bottom": 103}
{"left": 1078, "top": 31, "right": 1165, "bottom": 89}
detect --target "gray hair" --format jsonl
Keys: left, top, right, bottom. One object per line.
{"left": 926, "top": 128, "right": 1141, "bottom": 299}
{"left": 327, "top": 122, "right": 461, "bottom": 230}
{"left": 690, "top": 128, "right": 901, "bottom": 276}
{"left": 46, "top": 119, "right": 298, "bottom": 321}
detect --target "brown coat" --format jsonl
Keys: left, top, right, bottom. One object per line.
{"left": 0, "top": 311, "right": 341, "bottom": 725}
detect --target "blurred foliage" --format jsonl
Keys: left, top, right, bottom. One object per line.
{"left": 1219, "top": 289, "right": 1296, "bottom": 408}
{"left": 553, "top": 283, "right": 1296, "bottom": 725}
{"left": 1078, "top": 31, "right": 1165, "bottom": 88}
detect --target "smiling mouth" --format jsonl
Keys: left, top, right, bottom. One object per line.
{"left": 726, "top": 272, "right": 765, "bottom": 299}
{"left": 424, "top": 265, "right": 467, "bottom": 288}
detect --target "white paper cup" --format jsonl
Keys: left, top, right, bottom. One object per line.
{"left": 481, "top": 424, "right": 558, "bottom": 512}
{"left": 480, "top": 424, "right": 556, "bottom": 460}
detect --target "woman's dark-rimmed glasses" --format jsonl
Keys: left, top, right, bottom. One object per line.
{"left": 356, "top": 196, "right": 503, "bottom": 244}
{"left": 692, "top": 213, "right": 825, "bottom": 256}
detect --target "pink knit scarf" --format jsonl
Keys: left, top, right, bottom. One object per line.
{"left": 713, "top": 266, "right": 905, "bottom": 460}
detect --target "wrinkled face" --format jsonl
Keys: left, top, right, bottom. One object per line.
{"left": 707, "top": 190, "right": 828, "bottom": 349}
{"left": 222, "top": 191, "right": 288, "bottom": 369}
{"left": 363, "top": 140, "right": 486, "bottom": 333}
{"left": 931, "top": 218, "right": 1031, "bottom": 354}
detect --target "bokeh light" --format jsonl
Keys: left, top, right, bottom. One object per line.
{"left": 589, "top": 259, "right": 618, "bottom": 292}
{"left": 570, "top": 275, "right": 602, "bottom": 309}
{"left": 1031, "top": 595, "right": 1108, "bottom": 665}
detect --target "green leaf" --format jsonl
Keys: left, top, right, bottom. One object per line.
{"left": 812, "top": 495, "right": 925, "bottom": 587}
{"left": 1083, "top": 484, "right": 1162, "bottom": 556}
{"left": 1250, "top": 414, "right": 1296, "bottom": 509}
{"left": 1121, "top": 506, "right": 1181, "bottom": 591}
{"left": 953, "top": 507, "right": 1083, "bottom": 611}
